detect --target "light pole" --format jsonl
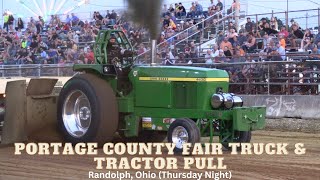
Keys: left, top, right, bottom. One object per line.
{"left": 286, "top": 0, "right": 289, "bottom": 28}
{"left": 235, "top": 0, "right": 240, "bottom": 30}
{"left": 306, "top": 0, "right": 320, "bottom": 29}
{"left": 1, "top": 0, "right": 3, "bottom": 29}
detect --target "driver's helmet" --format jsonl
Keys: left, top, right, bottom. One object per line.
{"left": 109, "top": 34, "right": 117, "bottom": 43}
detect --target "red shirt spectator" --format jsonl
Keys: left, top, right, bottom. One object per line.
{"left": 278, "top": 26, "right": 289, "bottom": 39}
{"left": 84, "top": 49, "right": 94, "bottom": 64}
{"left": 63, "top": 23, "right": 70, "bottom": 31}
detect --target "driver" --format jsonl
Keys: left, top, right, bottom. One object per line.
{"left": 107, "top": 36, "right": 133, "bottom": 66}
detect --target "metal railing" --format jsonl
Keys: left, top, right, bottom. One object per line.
{"left": 175, "top": 59, "right": 320, "bottom": 95}
{"left": 1, "top": 57, "right": 320, "bottom": 95}
{"left": 136, "top": 10, "right": 224, "bottom": 58}
{"left": 176, "top": 11, "right": 237, "bottom": 46}
{"left": 0, "top": 64, "right": 75, "bottom": 77}
{"left": 244, "top": 8, "right": 320, "bottom": 31}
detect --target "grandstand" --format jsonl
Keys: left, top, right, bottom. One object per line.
{"left": 0, "top": 0, "right": 319, "bottom": 95}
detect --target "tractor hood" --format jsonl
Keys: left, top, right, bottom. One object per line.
{"left": 130, "top": 66, "right": 230, "bottom": 110}
{"left": 130, "top": 66, "right": 229, "bottom": 80}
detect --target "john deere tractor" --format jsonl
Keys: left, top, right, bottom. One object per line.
{"left": 57, "top": 30, "right": 265, "bottom": 150}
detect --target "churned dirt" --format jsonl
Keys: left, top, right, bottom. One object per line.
{"left": 0, "top": 130, "right": 319, "bottom": 180}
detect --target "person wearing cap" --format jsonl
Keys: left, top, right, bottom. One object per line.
{"left": 107, "top": 36, "right": 121, "bottom": 64}
{"left": 220, "top": 36, "right": 232, "bottom": 51}
{"left": 107, "top": 36, "right": 133, "bottom": 66}
{"left": 290, "top": 19, "right": 299, "bottom": 27}
{"left": 176, "top": 3, "right": 186, "bottom": 18}
{"left": 237, "top": 30, "right": 247, "bottom": 46}
{"left": 290, "top": 24, "right": 304, "bottom": 48}
{"left": 278, "top": 34, "right": 286, "bottom": 49}
{"left": 216, "top": 30, "right": 224, "bottom": 47}
{"left": 289, "top": 19, "right": 300, "bottom": 32}
{"left": 212, "top": 44, "right": 220, "bottom": 57}
{"left": 187, "top": 2, "right": 196, "bottom": 18}
{"left": 276, "top": 41, "right": 286, "bottom": 60}
{"left": 278, "top": 26, "right": 289, "bottom": 39}
{"left": 195, "top": 1, "right": 203, "bottom": 17}
{"left": 215, "top": 49, "right": 227, "bottom": 63}
{"left": 216, "top": 0, "right": 223, "bottom": 11}
{"left": 205, "top": 49, "right": 214, "bottom": 64}
{"left": 227, "top": 28, "right": 238, "bottom": 45}
{"left": 73, "top": 31, "right": 80, "bottom": 44}
{"left": 262, "top": 32, "right": 272, "bottom": 49}
{"left": 258, "top": 18, "right": 269, "bottom": 32}
{"left": 244, "top": 17, "right": 253, "bottom": 33}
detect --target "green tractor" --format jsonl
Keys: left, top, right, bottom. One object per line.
{"left": 57, "top": 30, "right": 265, "bottom": 150}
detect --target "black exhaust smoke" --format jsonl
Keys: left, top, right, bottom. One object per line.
{"left": 125, "top": 0, "right": 163, "bottom": 39}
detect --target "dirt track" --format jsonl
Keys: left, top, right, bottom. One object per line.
{"left": 0, "top": 130, "right": 319, "bottom": 180}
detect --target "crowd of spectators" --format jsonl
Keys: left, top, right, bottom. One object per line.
{"left": 158, "top": 0, "right": 233, "bottom": 65}
{"left": 161, "top": 13, "right": 320, "bottom": 66}
{"left": 1, "top": 0, "right": 320, "bottom": 67}
{"left": 0, "top": 0, "right": 219, "bottom": 65}
{"left": 0, "top": 8, "right": 165, "bottom": 65}
{"left": 0, "top": 11, "right": 102, "bottom": 65}
{"left": 156, "top": 2, "right": 320, "bottom": 87}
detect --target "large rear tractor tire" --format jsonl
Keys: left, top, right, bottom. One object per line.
{"left": 167, "top": 119, "right": 200, "bottom": 153}
{"left": 57, "top": 73, "right": 118, "bottom": 145}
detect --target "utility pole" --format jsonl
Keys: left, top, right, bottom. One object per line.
{"left": 318, "top": 8, "right": 320, "bottom": 29}
{"left": 286, "top": 0, "right": 289, "bottom": 28}
{"left": 235, "top": 0, "right": 240, "bottom": 31}
{"left": 306, "top": 13, "right": 308, "bottom": 29}
{"left": 1, "top": 0, "right": 3, "bottom": 29}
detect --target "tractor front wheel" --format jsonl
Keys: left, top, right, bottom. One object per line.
{"left": 57, "top": 73, "right": 118, "bottom": 145}
{"left": 167, "top": 119, "right": 200, "bottom": 153}
{"left": 219, "top": 121, "right": 251, "bottom": 150}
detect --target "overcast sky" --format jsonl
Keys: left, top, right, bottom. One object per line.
{"left": 1, "top": 0, "right": 319, "bottom": 29}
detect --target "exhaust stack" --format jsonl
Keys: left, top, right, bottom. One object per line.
{"left": 151, "top": 39, "right": 157, "bottom": 66}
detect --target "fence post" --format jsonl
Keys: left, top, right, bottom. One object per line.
{"left": 235, "top": 0, "right": 240, "bottom": 30}
{"left": 255, "top": 14, "right": 258, "bottom": 30}
{"left": 38, "top": 65, "right": 41, "bottom": 77}
{"left": 267, "top": 64, "right": 270, "bottom": 95}
{"left": 18, "top": 65, "right": 22, "bottom": 77}
{"left": 285, "top": 11, "right": 289, "bottom": 29}
{"left": 201, "top": 20, "right": 205, "bottom": 46}
{"left": 318, "top": 8, "right": 320, "bottom": 28}
{"left": 222, "top": 16, "right": 225, "bottom": 33}
{"left": 58, "top": 65, "right": 60, "bottom": 76}
{"left": 306, "top": 12, "right": 308, "bottom": 29}
{"left": 2, "top": 65, "right": 4, "bottom": 77}
{"left": 217, "top": 13, "right": 220, "bottom": 38}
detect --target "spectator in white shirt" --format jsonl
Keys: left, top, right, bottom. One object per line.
{"left": 205, "top": 49, "right": 214, "bottom": 64}
{"left": 212, "top": 44, "right": 220, "bottom": 57}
